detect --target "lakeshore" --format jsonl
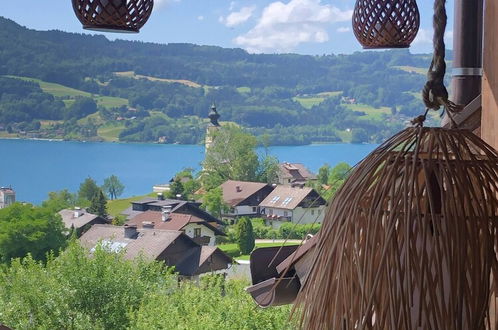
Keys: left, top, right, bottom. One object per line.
{"left": 0, "top": 138, "right": 377, "bottom": 204}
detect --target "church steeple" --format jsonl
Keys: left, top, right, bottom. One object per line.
{"left": 208, "top": 103, "right": 220, "bottom": 127}
{"left": 205, "top": 103, "right": 221, "bottom": 151}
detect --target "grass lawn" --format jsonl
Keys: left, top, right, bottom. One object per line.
{"left": 5, "top": 75, "right": 128, "bottom": 109}
{"left": 293, "top": 91, "right": 342, "bottom": 109}
{"left": 218, "top": 242, "right": 300, "bottom": 261}
{"left": 114, "top": 71, "right": 203, "bottom": 88}
{"left": 107, "top": 192, "right": 156, "bottom": 217}
{"left": 392, "top": 66, "right": 426, "bottom": 75}
{"left": 97, "top": 123, "right": 125, "bottom": 142}
{"left": 336, "top": 130, "right": 353, "bottom": 143}
{"left": 236, "top": 86, "right": 251, "bottom": 93}
{"left": 345, "top": 103, "right": 391, "bottom": 120}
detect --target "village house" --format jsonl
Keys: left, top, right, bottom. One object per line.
{"left": 126, "top": 211, "right": 225, "bottom": 246}
{"left": 259, "top": 185, "right": 327, "bottom": 228}
{"left": 277, "top": 162, "right": 317, "bottom": 187}
{"left": 58, "top": 208, "right": 107, "bottom": 236}
{"left": 122, "top": 194, "right": 223, "bottom": 227}
{"left": 79, "top": 224, "right": 233, "bottom": 279}
{"left": 220, "top": 180, "right": 275, "bottom": 222}
{"left": 0, "top": 187, "right": 15, "bottom": 209}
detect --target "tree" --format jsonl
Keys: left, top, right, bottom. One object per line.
{"left": 236, "top": 217, "right": 255, "bottom": 255}
{"left": 202, "top": 187, "right": 229, "bottom": 219}
{"left": 351, "top": 128, "right": 369, "bottom": 144}
{"left": 0, "top": 203, "right": 66, "bottom": 263}
{"left": 88, "top": 190, "right": 108, "bottom": 218}
{"left": 317, "top": 164, "right": 330, "bottom": 185}
{"left": 65, "top": 97, "right": 97, "bottom": 119}
{"left": 202, "top": 125, "right": 259, "bottom": 189}
{"left": 78, "top": 177, "right": 100, "bottom": 202}
{"left": 102, "top": 175, "right": 125, "bottom": 200}
{"left": 167, "top": 179, "right": 184, "bottom": 199}
{"left": 42, "top": 189, "right": 77, "bottom": 212}
{"left": 256, "top": 155, "right": 279, "bottom": 184}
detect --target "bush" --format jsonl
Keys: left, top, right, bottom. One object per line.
{"left": 0, "top": 242, "right": 175, "bottom": 329}
{"left": 129, "top": 277, "right": 294, "bottom": 330}
{"left": 278, "top": 223, "right": 321, "bottom": 240}
{"left": 236, "top": 217, "right": 255, "bottom": 255}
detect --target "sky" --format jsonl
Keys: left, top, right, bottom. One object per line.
{"left": 1, "top": 0, "right": 454, "bottom": 55}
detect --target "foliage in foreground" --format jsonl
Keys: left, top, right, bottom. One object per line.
{"left": 0, "top": 203, "right": 67, "bottom": 264}
{"left": 130, "top": 276, "right": 295, "bottom": 330}
{"left": 0, "top": 242, "right": 294, "bottom": 330}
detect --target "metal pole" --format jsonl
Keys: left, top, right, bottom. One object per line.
{"left": 451, "top": 0, "right": 483, "bottom": 106}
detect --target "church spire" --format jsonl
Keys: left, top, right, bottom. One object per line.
{"left": 208, "top": 103, "right": 220, "bottom": 127}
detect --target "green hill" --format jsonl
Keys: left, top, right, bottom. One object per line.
{"left": 0, "top": 16, "right": 444, "bottom": 145}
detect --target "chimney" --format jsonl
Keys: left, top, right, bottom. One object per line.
{"left": 73, "top": 207, "right": 83, "bottom": 218}
{"left": 157, "top": 193, "right": 164, "bottom": 200}
{"left": 162, "top": 205, "right": 172, "bottom": 222}
{"left": 236, "top": 186, "right": 242, "bottom": 193}
{"left": 124, "top": 224, "right": 138, "bottom": 239}
{"left": 142, "top": 221, "right": 155, "bottom": 229}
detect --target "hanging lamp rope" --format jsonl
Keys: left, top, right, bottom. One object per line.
{"left": 418, "top": 0, "right": 462, "bottom": 127}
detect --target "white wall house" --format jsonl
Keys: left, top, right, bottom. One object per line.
{"left": 220, "top": 180, "right": 274, "bottom": 222}
{"left": 183, "top": 223, "right": 216, "bottom": 246}
{"left": 259, "top": 186, "right": 327, "bottom": 229}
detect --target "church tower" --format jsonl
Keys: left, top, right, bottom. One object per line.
{"left": 205, "top": 103, "right": 221, "bottom": 150}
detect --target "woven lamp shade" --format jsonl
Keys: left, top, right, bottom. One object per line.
{"left": 296, "top": 127, "right": 498, "bottom": 329}
{"left": 72, "top": 0, "right": 154, "bottom": 33}
{"left": 353, "top": 0, "right": 420, "bottom": 49}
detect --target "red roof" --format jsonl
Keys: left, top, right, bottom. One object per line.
{"left": 127, "top": 211, "right": 225, "bottom": 235}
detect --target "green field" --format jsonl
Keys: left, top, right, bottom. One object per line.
{"left": 97, "top": 123, "right": 125, "bottom": 142}
{"left": 114, "top": 71, "right": 203, "bottom": 88}
{"left": 5, "top": 75, "right": 128, "bottom": 109}
{"left": 392, "top": 66, "right": 427, "bottom": 75}
{"left": 218, "top": 242, "right": 300, "bottom": 261}
{"left": 107, "top": 192, "right": 157, "bottom": 217}
{"left": 345, "top": 103, "right": 391, "bottom": 120}
{"left": 293, "top": 91, "right": 342, "bottom": 109}
{"left": 236, "top": 86, "right": 251, "bottom": 93}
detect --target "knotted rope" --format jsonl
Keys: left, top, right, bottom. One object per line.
{"left": 415, "top": 0, "right": 462, "bottom": 127}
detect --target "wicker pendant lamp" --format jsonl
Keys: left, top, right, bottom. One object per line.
{"left": 352, "top": 0, "right": 420, "bottom": 49}
{"left": 295, "top": 127, "right": 498, "bottom": 329}
{"left": 72, "top": 0, "right": 154, "bottom": 33}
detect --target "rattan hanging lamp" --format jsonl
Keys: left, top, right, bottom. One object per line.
{"left": 352, "top": 0, "right": 420, "bottom": 48}
{"left": 294, "top": 0, "right": 498, "bottom": 329}
{"left": 72, "top": 0, "right": 154, "bottom": 33}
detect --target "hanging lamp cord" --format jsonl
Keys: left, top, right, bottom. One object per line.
{"left": 415, "top": 0, "right": 462, "bottom": 127}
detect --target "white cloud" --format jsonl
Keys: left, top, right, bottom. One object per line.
{"left": 220, "top": 6, "right": 256, "bottom": 27}
{"left": 413, "top": 28, "right": 453, "bottom": 45}
{"left": 234, "top": 0, "right": 353, "bottom": 53}
{"left": 337, "top": 26, "right": 350, "bottom": 33}
{"left": 198, "top": 16, "right": 205, "bottom": 21}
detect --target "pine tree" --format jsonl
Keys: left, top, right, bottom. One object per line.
{"left": 88, "top": 190, "right": 108, "bottom": 218}
{"left": 237, "top": 217, "right": 255, "bottom": 255}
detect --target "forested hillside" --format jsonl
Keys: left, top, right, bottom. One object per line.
{"left": 0, "top": 17, "right": 445, "bottom": 145}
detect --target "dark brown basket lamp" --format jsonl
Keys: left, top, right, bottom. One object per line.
{"left": 72, "top": 0, "right": 154, "bottom": 33}
{"left": 352, "top": 0, "right": 420, "bottom": 49}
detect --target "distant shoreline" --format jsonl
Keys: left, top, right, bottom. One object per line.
{"left": 0, "top": 137, "right": 373, "bottom": 147}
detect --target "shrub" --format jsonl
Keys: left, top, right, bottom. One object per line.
{"left": 236, "top": 217, "right": 255, "bottom": 255}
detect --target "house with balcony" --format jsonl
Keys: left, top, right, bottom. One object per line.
{"left": 126, "top": 210, "right": 225, "bottom": 246}
{"left": 220, "top": 180, "right": 275, "bottom": 222}
{"left": 258, "top": 186, "right": 327, "bottom": 228}
{"left": 121, "top": 194, "right": 223, "bottom": 228}
{"left": 277, "top": 162, "right": 317, "bottom": 187}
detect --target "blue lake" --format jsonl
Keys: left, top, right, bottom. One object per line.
{"left": 0, "top": 139, "right": 378, "bottom": 204}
